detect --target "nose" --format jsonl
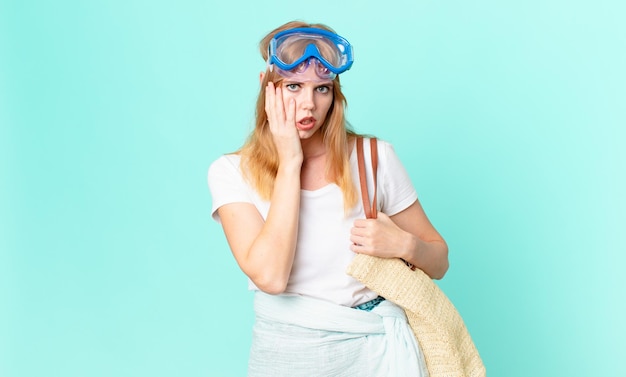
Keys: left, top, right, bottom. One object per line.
{"left": 299, "top": 87, "right": 315, "bottom": 111}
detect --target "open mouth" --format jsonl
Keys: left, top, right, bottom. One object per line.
{"left": 297, "top": 117, "right": 316, "bottom": 130}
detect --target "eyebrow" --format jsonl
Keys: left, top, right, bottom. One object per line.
{"left": 282, "top": 79, "right": 334, "bottom": 86}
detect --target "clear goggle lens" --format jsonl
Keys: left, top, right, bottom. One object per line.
{"left": 275, "top": 58, "right": 336, "bottom": 81}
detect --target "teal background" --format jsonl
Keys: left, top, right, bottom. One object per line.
{"left": 1, "top": 0, "right": 624, "bottom": 376}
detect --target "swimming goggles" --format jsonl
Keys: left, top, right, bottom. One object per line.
{"left": 267, "top": 27, "right": 354, "bottom": 80}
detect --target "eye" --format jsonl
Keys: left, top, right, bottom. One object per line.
{"left": 316, "top": 85, "right": 331, "bottom": 94}
{"left": 285, "top": 83, "right": 300, "bottom": 91}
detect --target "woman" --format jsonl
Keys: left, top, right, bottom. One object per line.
{"left": 208, "top": 20, "right": 449, "bottom": 376}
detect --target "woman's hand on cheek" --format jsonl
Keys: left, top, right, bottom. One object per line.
{"left": 265, "top": 82, "right": 303, "bottom": 166}
{"left": 349, "top": 212, "right": 410, "bottom": 259}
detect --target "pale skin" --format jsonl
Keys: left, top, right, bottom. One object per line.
{"left": 216, "top": 68, "right": 448, "bottom": 295}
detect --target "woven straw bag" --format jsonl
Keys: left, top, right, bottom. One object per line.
{"left": 347, "top": 137, "right": 486, "bottom": 377}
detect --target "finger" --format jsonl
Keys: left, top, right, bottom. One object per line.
{"left": 350, "top": 242, "right": 373, "bottom": 255}
{"left": 265, "top": 82, "right": 274, "bottom": 108}
{"left": 285, "top": 97, "right": 295, "bottom": 125}
{"left": 352, "top": 218, "right": 372, "bottom": 229}
{"left": 376, "top": 212, "right": 392, "bottom": 225}
{"left": 274, "top": 86, "right": 285, "bottom": 123}
{"left": 265, "top": 82, "right": 276, "bottom": 121}
{"left": 350, "top": 226, "right": 368, "bottom": 238}
{"left": 349, "top": 233, "right": 360, "bottom": 244}
{"left": 352, "top": 219, "right": 364, "bottom": 228}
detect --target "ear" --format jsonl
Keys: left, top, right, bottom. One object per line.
{"left": 259, "top": 71, "right": 265, "bottom": 85}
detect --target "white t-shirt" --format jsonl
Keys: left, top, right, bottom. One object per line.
{"left": 207, "top": 138, "right": 418, "bottom": 307}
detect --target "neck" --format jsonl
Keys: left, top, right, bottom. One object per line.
{"left": 300, "top": 132, "right": 326, "bottom": 160}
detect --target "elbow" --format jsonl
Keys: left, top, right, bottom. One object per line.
{"left": 431, "top": 259, "right": 449, "bottom": 280}
{"left": 239, "top": 256, "right": 291, "bottom": 295}
{"left": 432, "top": 242, "right": 450, "bottom": 280}
{"left": 251, "top": 274, "right": 289, "bottom": 295}
{"left": 430, "top": 243, "right": 449, "bottom": 280}
{"left": 258, "top": 282, "right": 288, "bottom": 295}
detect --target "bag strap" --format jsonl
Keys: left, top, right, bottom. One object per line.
{"left": 356, "top": 136, "right": 378, "bottom": 219}
{"left": 357, "top": 136, "right": 417, "bottom": 271}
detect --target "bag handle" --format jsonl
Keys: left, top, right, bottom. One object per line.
{"left": 356, "top": 136, "right": 378, "bottom": 219}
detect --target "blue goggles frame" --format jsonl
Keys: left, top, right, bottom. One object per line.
{"left": 267, "top": 27, "right": 354, "bottom": 75}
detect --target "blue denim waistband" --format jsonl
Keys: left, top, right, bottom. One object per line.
{"left": 353, "top": 296, "right": 386, "bottom": 311}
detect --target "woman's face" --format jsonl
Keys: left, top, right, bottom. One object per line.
{"left": 279, "top": 67, "right": 334, "bottom": 139}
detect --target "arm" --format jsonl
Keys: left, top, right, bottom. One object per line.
{"left": 389, "top": 199, "right": 449, "bottom": 279}
{"left": 218, "top": 82, "right": 303, "bottom": 294}
{"left": 217, "top": 162, "right": 301, "bottom": 294}
{"left": 350, "top": 199, "right": 449, "bottom": 279}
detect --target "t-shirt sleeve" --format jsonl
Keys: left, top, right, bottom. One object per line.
{"left": 207, "top": 155, "right": 254, "bottom": 223}
{"left": 378, "top": 141, "right": 418, "bottom": 216}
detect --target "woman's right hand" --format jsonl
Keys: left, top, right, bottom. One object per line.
{"left": 265, "top": 82, "right": 303, "bottom": 167}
